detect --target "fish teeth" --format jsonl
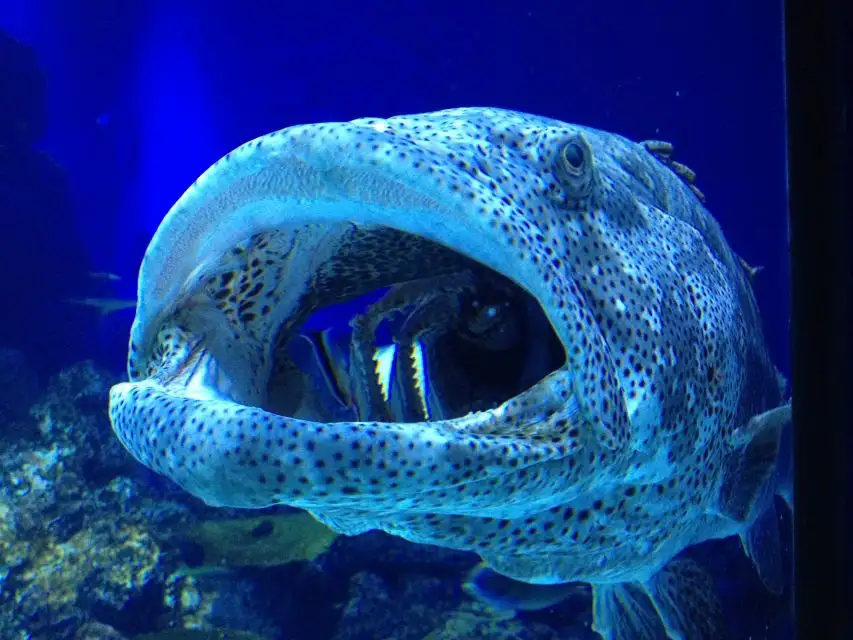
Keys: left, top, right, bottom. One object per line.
{"left": 372, "top": 344, "right": 396, "bottom": 404}
{"left": 409, "top": 341, "right": 429, "bottom": 419}
{"left": 372, "top": 341, "right": 430, "bottom": 420}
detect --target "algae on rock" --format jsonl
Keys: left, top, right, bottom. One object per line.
{"left": 185, "top": 512, "right": 338, "bottom": 568}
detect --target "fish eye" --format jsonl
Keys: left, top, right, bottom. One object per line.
{"left": 560, "top": 140, "right": 586, "bottom": 175}
{"left": 554, "top": 134, "right": 595, "bottom": 200}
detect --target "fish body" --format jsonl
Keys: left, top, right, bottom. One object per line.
{"left": 107, "top": 108, "right": 789, "bottom": 638}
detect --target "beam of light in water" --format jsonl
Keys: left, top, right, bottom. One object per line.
{"left": 129, "top": 3, "right": 220, "bottom": 242}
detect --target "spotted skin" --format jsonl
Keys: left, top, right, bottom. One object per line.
{"left": 109, "top": 108, "right": 785, "bottom": 637}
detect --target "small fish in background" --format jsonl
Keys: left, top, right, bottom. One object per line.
{"left": 65, "top": 297, "right": 137, "bottom": 316}
{"left": 88, "top": 271, "right": 122, "bottom": 282}
{"left": 67, "top": 272, "right": 134, "bottom": 314}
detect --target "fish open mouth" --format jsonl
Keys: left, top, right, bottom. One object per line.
{"left": 108, "top": 116, "right": 618, "bottom": 512}
{"left": 137, "top": 220, "right": 571, "bottom": 438}
{"left": 261, "top": 227, "right": 567, "bottom": 426}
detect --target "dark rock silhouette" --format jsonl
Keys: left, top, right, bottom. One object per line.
{"left": 0, "top": 30, "right": 93, "bottom": 377}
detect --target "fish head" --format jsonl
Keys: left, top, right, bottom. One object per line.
{"left": 108, "top": 107, "right": 756, "bottom": 563}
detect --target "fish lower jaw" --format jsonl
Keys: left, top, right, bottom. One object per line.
{"left": 108, "top": 361, "right": 589, "bottom": 514}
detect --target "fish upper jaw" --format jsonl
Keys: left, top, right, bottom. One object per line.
{"left": 129, "top": 117, "right": 555, "bottom": 365}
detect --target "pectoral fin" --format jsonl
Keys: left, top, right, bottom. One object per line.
{"left": 739, "top": 500, "right": 785, "bottom": 595}
{"left": 720, "top": 404, "right": 788, "bottom": 523}
{"left": 592, "top": 582, "right": 668, "bottom": 639}
{"left": 645, "top": 558, "right": 728, "bottom": 639}
{"left": 592, "top": 558, "right": 727, "bottom": 640}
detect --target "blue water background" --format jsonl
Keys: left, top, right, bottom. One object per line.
{"left": 0, "top": 0, "right": 788, "bottom": 379}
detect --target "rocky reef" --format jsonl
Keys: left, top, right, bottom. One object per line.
{"left": 0, "top": 356, "right": 595, "bottom": 640}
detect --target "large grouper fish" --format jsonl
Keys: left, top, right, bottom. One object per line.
{"left": 108, "top": 107, "right": 792, "bottom": 639}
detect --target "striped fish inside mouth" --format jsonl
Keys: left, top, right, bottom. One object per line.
{"left": 275, "top": 258, "right": 565, "bottom": 425}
